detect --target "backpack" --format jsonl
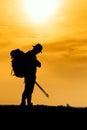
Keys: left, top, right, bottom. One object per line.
{"left": 10, "top": 49, "right": 26, "bottom": 78}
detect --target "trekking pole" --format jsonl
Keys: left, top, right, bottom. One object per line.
{"left": 35, "top": 81, "right": 49, "bottom": 98}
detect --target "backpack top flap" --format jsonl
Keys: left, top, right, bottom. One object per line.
{"left": 10, "top": 49, "right": 25, "bottom": 77}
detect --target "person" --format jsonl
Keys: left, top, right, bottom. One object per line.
{"left": 21, "top": 43, "right": 43, "bottom": 106}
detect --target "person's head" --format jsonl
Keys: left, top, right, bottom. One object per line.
{"left": 32, "top": 43, "right": 43, "bottom": 54}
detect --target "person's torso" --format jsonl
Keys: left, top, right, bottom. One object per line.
{"left": 24, "top": 50, "right": 37, "bottom": 75}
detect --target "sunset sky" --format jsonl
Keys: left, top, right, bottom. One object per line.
{"left": 0, "top": 0, "right": 87, "bottom": 107}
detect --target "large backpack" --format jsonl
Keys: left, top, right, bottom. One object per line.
{"left": 10, "top": 49, "right": 26, "bottom": 78}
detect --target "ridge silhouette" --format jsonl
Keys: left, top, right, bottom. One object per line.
{"left": 0, "top": 105, "right": 87, "bottom": 129}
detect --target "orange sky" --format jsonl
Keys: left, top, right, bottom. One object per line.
{"left": 0, "top": 0, "right": 87, "bottom": 107}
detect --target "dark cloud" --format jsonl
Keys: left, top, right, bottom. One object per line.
{"left": 42, "top": 39, "right": 87, "bottom": 68}
{"left": 44, "top": 39, "right": 87, "bottom": 53}
{"left": 0, "top": 42, "right": 11, "bottom": 48}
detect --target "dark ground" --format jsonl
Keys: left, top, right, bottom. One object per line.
{"left": 0, "top": 105, "right": 87, "bottom": 128}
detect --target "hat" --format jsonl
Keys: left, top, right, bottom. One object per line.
{"left": 33, "top": 43, "right": 43, "bottom": 53}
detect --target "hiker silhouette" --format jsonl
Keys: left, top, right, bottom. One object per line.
{"left": 21, "top": 43, "right": 43, "bottom": 106}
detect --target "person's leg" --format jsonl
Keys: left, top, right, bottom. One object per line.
{"left": 20, "top": 77, "right": 28, "bottom": 105}
{"left": 26, "top": 80, "right": 35, "bottom": 106}
{"left": 21, "top": 90, "right": 26, "bottom": 105}
{"left": 27, "top": 94, "right": 32, "bottom": 105}
{"left": 23, "top": 76, "right": 36, "bottom": 106}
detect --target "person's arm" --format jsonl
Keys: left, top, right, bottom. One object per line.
{"left": 36, "top": 60, "right": 41, "bottom": 67}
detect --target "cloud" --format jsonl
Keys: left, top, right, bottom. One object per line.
{"left": 39, "top": 39, "right": 87, "bottom": 82}
{"left": 44, "top": 39, "right": 87, "bottom": 57}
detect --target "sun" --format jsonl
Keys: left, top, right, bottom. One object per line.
{"left": 23, "top": 0, "right": 60, "bottom": 23}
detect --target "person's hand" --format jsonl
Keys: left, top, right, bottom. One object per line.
{"left": 38, "top": 62, "right": 41, "bottom": 67}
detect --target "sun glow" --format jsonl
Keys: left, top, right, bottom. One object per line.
{"left": 24, "top": 0, "right": 60, "bottom": 23}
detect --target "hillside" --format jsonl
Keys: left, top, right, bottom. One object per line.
{"left": 0, "top": 105, "right": 87, "bottom": 128}
{"left": 0, "top": 104, "right": 87, "bottom": 117}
